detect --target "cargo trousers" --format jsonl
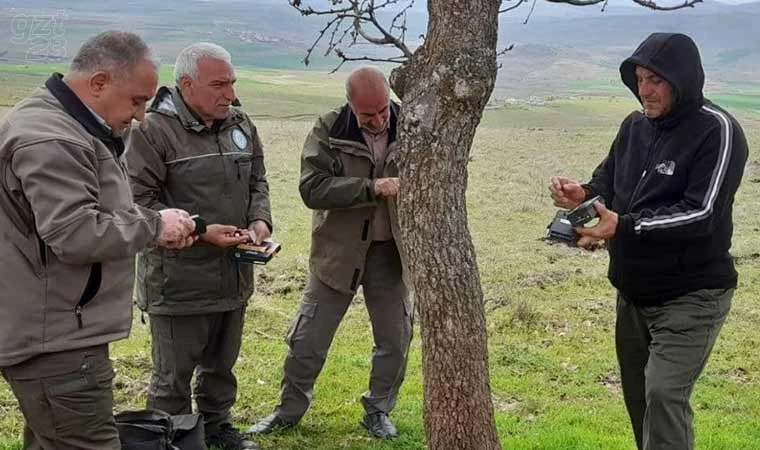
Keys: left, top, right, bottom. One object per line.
{"left": 274, "top": 240, "right": 413, "bottom": 420}
{"left": 616, "top": 288, "right": 733, "bottom": 450}
{"left": 147, "top": 306, "right": 246, "bottom": 435}
{"left": 2, "top": 345, "right": 119, "bottom": 450}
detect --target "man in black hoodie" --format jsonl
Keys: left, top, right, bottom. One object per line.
{"left": 550, "top": 33, "right": 748, "bottom": 450}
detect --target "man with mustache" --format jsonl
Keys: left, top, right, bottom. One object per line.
{"left": 248, "top": 66, "right": 412, "bottom": 440}
{"left": 126, "top": 42, "right": 272, "bottom": 450}
{"left": 0, "top": 31, "right": 197, "bottom": 450}
{"left": 550, "top": 33, "right": 748, "bottom": 450}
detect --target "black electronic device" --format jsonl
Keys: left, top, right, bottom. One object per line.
{"left": 545, "top": 210, "right": 577, "bottom": 245}
{"left": 566, "top": 195, "right": 602, "bottom": 227}
{"left": 232, "top": 240, "right": 282, "bottom": 265}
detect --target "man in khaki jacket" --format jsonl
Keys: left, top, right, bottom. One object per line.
{"left": 249, "top": 66, "right": 412, "bottom": 439}
{"left": 126, "top": 43, "right": 271, "bottom": 450}
{"left": 0, "top": 31, "right": 196, "bottom": 450}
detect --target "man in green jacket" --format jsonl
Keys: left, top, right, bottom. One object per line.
{"left": 126, "top": 43, "right": 272, "bottom": 450}
{"left": 0, "top": 31, "right": 196, "bottom": 450}
{"left": 248, "top": 66, "right": 412, "bottom": 439}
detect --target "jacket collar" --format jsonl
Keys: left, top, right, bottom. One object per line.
{"left": 329, "top": 101, "right": 400, "bottom": 146}
{"left": 45, "top": 73, "right": 125, "bottom": 157}
{"left": 148, "top": 86, "right": 244, "bottom": 133}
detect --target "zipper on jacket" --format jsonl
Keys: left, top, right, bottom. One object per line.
{"left": 74, "top": 263, "right": 103, "bottom": 329}
{"left": 361, "top": 220, "right": 369, "bottom": 241}
{"left": 216, "top": 131, "right": 233, "bottom": 196}
{"left": 350, "top": 269, "right": 361, "bottom": 291}
{"left": 626, "top": 130, "right": 663, "bottom": 213}
{"left": 37, "top": 235, "right": 47, "bottom": 266}
{"left": 215, "top": 133, "right": 223, "bottom": 155}
{"left": 75, "top": 305, "right": 83, "bottom": 329}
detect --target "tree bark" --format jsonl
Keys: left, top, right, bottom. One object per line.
{"left": 392, "top": 1, "right": 501, "bottom": 449}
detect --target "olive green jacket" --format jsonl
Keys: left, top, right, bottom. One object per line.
{"left": 300, "top": 102, "right": 410, "bottom": 305}
{"left": 126, "top": 87, "right": 272, "bottom": 315}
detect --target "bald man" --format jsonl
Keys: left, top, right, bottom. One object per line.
{"left": 248, "top": 66, "right": 412, "bottom": 439}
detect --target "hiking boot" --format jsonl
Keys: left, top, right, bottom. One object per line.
{"left": 361, "top": 412, "right": 398, "bottom": 439}
{"left": 206, "top": 423, "right": 259, "bottom": 450}
{"left": 246, "top": 412, "right": 297, "bottom": 435}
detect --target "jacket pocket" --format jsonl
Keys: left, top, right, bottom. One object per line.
{"left": 234, "top": 155, "right": 252, "bottom": 182}
{"left": 312, "top": 209, "right": 330, "bottom": 234}
{"left": 161, "top": 246, "right": 224, "bottom": 302}
{"left": 236, "top": 259, "right": 254, "bottom": 299}
{"left": 45, "top": 355, "right": 115, "bottom": 435}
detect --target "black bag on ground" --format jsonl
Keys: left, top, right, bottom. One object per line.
{"left": 115, "top": 409, "right": 207, "bottom": 450}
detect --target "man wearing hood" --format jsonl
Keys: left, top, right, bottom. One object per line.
{"left": 550, "top": 33, "right": 748, "bottom": 450}
{"left": 126, "top": 42, "right": 271, "bottom": 450}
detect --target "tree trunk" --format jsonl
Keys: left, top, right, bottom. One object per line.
{"left": 391, "top": 1, "right": 501, "bottom": 449}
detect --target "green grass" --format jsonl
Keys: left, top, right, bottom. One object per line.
{"left": 1, "top": 65, "right": 759, "bottom": 449}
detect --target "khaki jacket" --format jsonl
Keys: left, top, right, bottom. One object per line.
{"left": 126, "top": 87, "right": 272, "bottom": 315}
{"left": 0, "top": 74, "right": 161, "bottom": 367}
{"left": 300, "top": 102, "right": 410, "bottom": 303}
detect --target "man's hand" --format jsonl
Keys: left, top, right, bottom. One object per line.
{"left": 550, "top": 176, "right": 586, "bottom": 209}
{"left": 248, "top": 220, "right": 271, "bottom": 245}
{"left": 575, "top": 202, "right": 618, "bottom": 249}
{"left": 201, "top": 224, "right": 250, "bottom": 248}
{"left": 158, "top": 209, "right": 197, "bottom": 249}
{"left": 374, "top": 177, "right": 400, "bottom": 198}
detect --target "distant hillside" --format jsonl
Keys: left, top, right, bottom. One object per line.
{"left": 0, "top": 0, "right": 758, "bottom": 98}
{"left": 0, "top": 0, "right": 331, "bottom": 69}
{"left": 496, "top": 0, "right": 760, "bottom": 96}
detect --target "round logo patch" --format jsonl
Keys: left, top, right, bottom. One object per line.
{"left": 231, "top": 128, "right": 248, "bottom": 150}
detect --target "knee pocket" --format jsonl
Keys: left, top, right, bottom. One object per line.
{"left": 46, "top": 357, "right": 114, "bottom": 436}
{"left": 285, "top": 302, "right": 318, "bottom": 349}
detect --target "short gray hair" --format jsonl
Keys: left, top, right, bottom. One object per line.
{"left": 345, "top": 65, "right": 389, "bottom": 100}
{"left": 174, "top": 42, "right": 232, "bottom": 83}
{"left": 70, "top": 31, "right": 160, "bottom": 76}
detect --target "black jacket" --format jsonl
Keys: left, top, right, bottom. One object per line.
{"left": 584, "top": 33, "right": 748, "bottom": 305}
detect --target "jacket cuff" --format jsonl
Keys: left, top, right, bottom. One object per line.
{"left": 366, "top": 178, "right": 377, "bottom": 202}
{"left": 147, "top": 209, "right": 163, "bottom": 247}
{"left": 579, "top": 184, "right": 595, "bottom": 201}
{"left": 616, "top": 213, "right": 637, "bottom": 239}
{"left": 248, "top": 218, "right": 273, "bottom": 233}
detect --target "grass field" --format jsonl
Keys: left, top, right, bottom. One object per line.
{"left": 0, "top": 65, "right": 759, "bottom": 450}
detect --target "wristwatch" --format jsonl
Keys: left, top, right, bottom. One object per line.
{"left": 191, "top": 215, "right": 207, "bottom": 235}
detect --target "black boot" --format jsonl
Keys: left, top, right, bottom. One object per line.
{"left": 206, "top": 423, "right": 259, "bottom": 450}
{"left": 361, "top": 412, "right": 398, "bottom": 439}
{"left": 246, "top": 413, "right": 297, "bottom": 435}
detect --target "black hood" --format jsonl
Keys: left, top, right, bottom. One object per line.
{"left": 620, "top": 33, "right": 705, "bottom": 128}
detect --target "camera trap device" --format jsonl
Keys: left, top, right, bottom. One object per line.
{"left": 566, "top": 195, "right": 602, "bottom": 227}
{"left": 545, "top": 195, "right": 602, "bottom": 245}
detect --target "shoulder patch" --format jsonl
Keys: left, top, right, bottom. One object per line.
{"left": 231, "top": 127, "right": 248, "bottom": 150}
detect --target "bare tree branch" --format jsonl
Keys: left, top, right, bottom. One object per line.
{"left": 523, "top": 0, "right": 540, "bottom": 24}
{"left": 499, "top": 0, "right": 529, "bottom": 13}
{"left": 329, "top": 49, "right": 407, "bottom": 73}
{"left": 497, "top": 44, "right": 516, "bottom": 57}
{"left": 543, "top": 0, "right": 702, "bottom": 10}
{"left": 289, "top": 0, "right": 414, "bottom": 70}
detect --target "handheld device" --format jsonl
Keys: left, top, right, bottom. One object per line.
{"left": 566, "top": 195, "right": 602, "bottom": 227}
{"left": 232, "top": 240, "right": 282, "bottom": 265}
{"left": 546, "top": 210, "right": 577, "bottom": 245}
